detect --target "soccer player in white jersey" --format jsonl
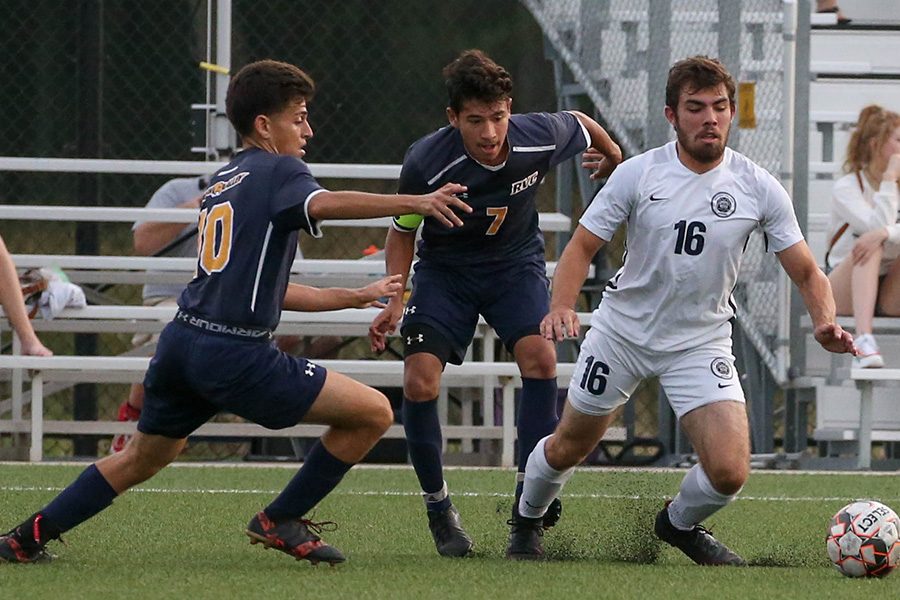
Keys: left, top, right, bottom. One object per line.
{"left": 508, "top": 56, "right": 857, "bottom": 563}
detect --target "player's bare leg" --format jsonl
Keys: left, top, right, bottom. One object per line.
{"left": 513, "top": 334, "right": 563, "bottom": 528}
{"left": 402, "top": 352, "right": 473, "bottom": 557}
{"left": 508, "top": 402, "right": 616, "bottom": 559}
{"left": 245, "top": 371, "right": 393, "bottom": 565}
{"left": 654, "top": 400, "right": 748, "bottom": 566}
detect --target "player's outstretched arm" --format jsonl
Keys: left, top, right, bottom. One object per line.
{"left": 308, "top": 183, "right": 471, "bottom": 228}
{"left": 777, "top": 240, "right": 857, "bottom": 355}
{"left": 283, "top": 274, "right": 403, "bottom": 312}
{"left": 569, "top": 110, "right": 623, "bottom": 180}
{"left": 541, "top": 225, "right": 606, "bottom": 342}
{"left": 369, "top": 228, "right": 416, "bottom": 352}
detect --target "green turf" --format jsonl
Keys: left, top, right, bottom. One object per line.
{"left": 1, "top": 464, "right": 899, "bottom": 599}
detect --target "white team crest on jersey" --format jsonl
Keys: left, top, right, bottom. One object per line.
{"left": 710, "top": 358, "right": 733, "bottom": 379}
{"left": 710, "top": 192, "right": 736, "bottom": 218}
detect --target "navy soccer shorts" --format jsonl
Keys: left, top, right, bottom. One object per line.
{"left": 400, "top": 258, "right": 550, "bottom": 365}
{"left": 139, "top": 321, "right": 327, "bottom": 439}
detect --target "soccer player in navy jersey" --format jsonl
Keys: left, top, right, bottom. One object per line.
{"left": 368, "top": 49, "right": 622, "bottom": 557}
{"left": 0, "top": 59, "right": 471, "bottom": 566}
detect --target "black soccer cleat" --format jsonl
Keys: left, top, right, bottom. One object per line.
{"left": 506, "top": 508, "right": 546, "bottom": 560}
{"left": 427, "top": 505, "right": 474, "bottom": 557}
{"left": 0, "top": 514, "right": 57, "bottom": 564}
{"left": 654, "top": 502, "right": 746, "bottom": 566}
{"left": 245, "top": 511, "right": 345, "bottom": 566}
{"left": 542, "top": 497, "right": 563, "bottom": 529}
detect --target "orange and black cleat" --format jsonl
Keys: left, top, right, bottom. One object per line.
{"left": 0, "top": 514, "right": 58, "bottom": 564}
{"left": 245, "top": 511, "right": 345, "bottom": 566}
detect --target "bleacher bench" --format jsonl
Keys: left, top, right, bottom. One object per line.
{"left": 0, "top": 355, "right": 624, "bottom": 465}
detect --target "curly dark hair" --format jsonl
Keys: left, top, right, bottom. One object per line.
{"left": 443, "top": 49, "right": 513, "bottom": 113}
{"left": 226, "top": 59, "right": 316, "bottom": 137}
{"left": 665, "top": 55, "right": 735, "bottom": 109}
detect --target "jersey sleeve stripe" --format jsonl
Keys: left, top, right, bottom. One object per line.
{"left": 426, "top": 154, "right": 468, "bottom": 186}
{"left": 303, "top": 188, "right": 326, "bottom": 238}
{"left": 512, "top": 144, "right": 557, "bottom": 152}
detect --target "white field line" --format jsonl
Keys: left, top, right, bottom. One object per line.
{"left": 2, "top": 460, "right": 900, "bottom": 476}
{"left": 1, "top": 485, "right": 898, "bottom": 504}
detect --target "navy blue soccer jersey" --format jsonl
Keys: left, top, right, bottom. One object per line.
{"left": 178, "top": 148, "right": 323, "bottom": 329}
{"left": 393, "top": 112, "right": 589, "bottom": 266}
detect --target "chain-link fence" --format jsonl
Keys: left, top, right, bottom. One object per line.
{"left": 0, "top": 0, "right": 587, "bottom": 460}
{"left": 524, "top": 0, "right": 791, "bottom": 380}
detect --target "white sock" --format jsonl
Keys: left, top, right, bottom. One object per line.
{"left": 518, "top": 436, "right": 575, "bottom": 519}
{"left": 667, "top": 464, "right": 739, "bottom": 530}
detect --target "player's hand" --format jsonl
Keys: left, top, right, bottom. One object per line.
{"left": 582, "top": 144, "right": 622, "bottom": 180}
{"left": 414, "top": 183, "right": 471, "bottom": 228}
{"left": 540, "top": 306, "right": 581, "bottom": 342}
{"left": 21, "top": 337, "right": 53, "bottom": 357}
{"left": 851, "top": 228, "right": 888, "bottom": 265}
{"left": 814, "top": 322, "right": 856, "bottom": 355}
{"left": 369, "top": 301, "right": 403, "bottom": 352}
{"left": 352, "top": 274, "right": 403, "bottom": 309}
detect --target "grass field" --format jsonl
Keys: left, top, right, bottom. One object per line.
{"left": 1, "top": 463, "right": 898, "bottom": 599}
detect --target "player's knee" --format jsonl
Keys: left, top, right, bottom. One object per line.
{"left": 404, "top": 371, "right": 441, "bottom": 401}
{"left": 705, "top": 462, "right": 748, "bottom": 496}
{"left": 522, "top": 357, "right": 556, "bottom": 380}
{"left": 544, "top": 434, "right": 585, "bottom": 471}
{"left": 368, "top": 392, "right": 394, "bottom": 435}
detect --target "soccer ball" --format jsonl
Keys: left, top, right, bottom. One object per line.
{"left": 826, "top": 500, "right": 900, "bottom": 577}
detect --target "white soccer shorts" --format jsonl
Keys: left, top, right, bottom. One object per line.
{"left": 567, "top": 326, "right": 745, "bottom": 419}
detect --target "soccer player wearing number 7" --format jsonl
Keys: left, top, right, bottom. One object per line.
{"left": 511, "top": 56, "right": 857, "bottom": 563}
{"left": 0, "top": 59, "right": 471, "bottom": 566}
{"left": 368, "top": 49, "right": 622, "bottom": 557}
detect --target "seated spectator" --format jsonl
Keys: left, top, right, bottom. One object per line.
{"left": 826, "top": 105, "right": 900, "bottom": 367}
{"left": 0, "top": 234, "right": 53, "bottom": 356}
{"left": 816, "top": 0, "right": 851, "bottom": 25}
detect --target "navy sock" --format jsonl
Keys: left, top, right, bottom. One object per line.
{"left": 517, "top": 378, "right": 559, "bottom": 475}
{"left": 264, "top": 440, "right": 352, "bottom": 522}
{"left": 39, "top": 464, "right": 118, "bottom": 534}
{"left": 402, "top": 397, "right": 449, "bottom": 512}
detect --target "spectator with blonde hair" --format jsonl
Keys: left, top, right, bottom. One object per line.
{"left": 0, "top": 234, "right": 52, "bottom": 357}
{"left": 826, "top": 105, "right": 900, "bottom": 367}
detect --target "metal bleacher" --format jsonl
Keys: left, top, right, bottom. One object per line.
{"left": 806, "top": 5, "right": 900, "bottom": 467}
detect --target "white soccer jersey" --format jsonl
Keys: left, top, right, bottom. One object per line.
{"left": 580, "top": 141, "right": 803, "bottom": 352}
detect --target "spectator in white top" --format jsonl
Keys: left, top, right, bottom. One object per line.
{"left": 826, "top": 105, "right": 900, "bottom": 368}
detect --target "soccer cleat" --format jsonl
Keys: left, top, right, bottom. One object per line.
{"left": 245, "top": 511, "right": 345, "bottom": 566}
{"left": 654, "top": 503, "right": 746, "bottom": 566}
{"left": 110, "top": 400, "right": 141, "bottom": 454}
{"left": 427, "top": 505, "right": 473, "bottom": 557}
{"left": 854, "top": 333, "right": 885, "bottom": 369}
{"left": 0, "top": 514, "right": 58, "bottom": 564}
{"left": 506, "top": 508, "right": 546, "bottom": 560}
{"left": 542, "top": 497, "right": 563, "bottom": 528}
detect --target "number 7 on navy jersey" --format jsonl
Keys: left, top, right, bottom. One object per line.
{"left": 197, "top": 202, "right": 234, "bottom": 274}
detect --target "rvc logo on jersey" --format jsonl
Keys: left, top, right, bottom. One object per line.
{"left": 710, "top": 191, "right": 736, "bottom": 218}
{"left": 510, "top": 170, "right": 539, "bottom": 196}
{"left": 204, "top": 172, "right": 250, "bottom": 199}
